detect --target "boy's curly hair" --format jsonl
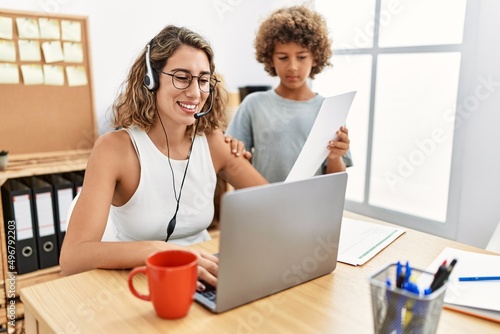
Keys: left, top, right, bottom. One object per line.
{"left": 254, "top": 5, "right": 332, "bottom": 79}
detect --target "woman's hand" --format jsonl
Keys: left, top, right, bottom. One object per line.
{"left": 192, "top": 249, "right": 219, "bottom": 291}
{"left": 225, "top": 135, "right": 252, "bottom": 160}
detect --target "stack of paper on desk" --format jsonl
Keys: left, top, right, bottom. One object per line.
{"left": 337, "top": 218, "right": 406, "bottom": 266}
{"left": 426, "top": 247, "right": 500, "bottom": 323}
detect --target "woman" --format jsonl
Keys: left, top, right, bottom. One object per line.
{"left": 60, "top": 25, "right": 268, "bottom": 290}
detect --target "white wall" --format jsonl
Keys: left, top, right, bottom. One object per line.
{"left": 0, "top": 0, "right": 297, "bottom": 132}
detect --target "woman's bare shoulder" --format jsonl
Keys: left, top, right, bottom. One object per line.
{"left": 95, "top": 129, "right": 130, "bottom": 146}
{"left": 86, "top": 129, "right": 136, "bottom": 171}
{"left": 91, "top": 129, "right": 133, "bottom": 155}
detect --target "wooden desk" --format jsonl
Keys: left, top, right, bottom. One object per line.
{"left": 20, "top": 212, "right": 499, "bottom": 333}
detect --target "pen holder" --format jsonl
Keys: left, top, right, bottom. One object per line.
{"left": 369, "top": 263, "right": 448, "bottom": 334}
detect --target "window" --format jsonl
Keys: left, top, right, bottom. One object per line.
{"left": 313, "top": 0, "right": 468, "bottom": 236}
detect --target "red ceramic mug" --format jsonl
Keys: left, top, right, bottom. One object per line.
{"left": 128, "top": 250, "right": 198, "bottom": 319}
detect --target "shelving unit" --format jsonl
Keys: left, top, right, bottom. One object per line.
{"left": 0, "top": 150, "right": 90, "bottom": 331}
{"left": 0, "top": 9, "right": 96, "bottom": 332}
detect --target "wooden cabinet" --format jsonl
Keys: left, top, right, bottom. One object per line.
{"left": 0, "top": 151, "right": 90, "bottom": 331}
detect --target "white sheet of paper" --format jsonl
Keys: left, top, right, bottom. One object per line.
{"left": 285, "top": 91, "right": 356, "bottom": 182}
{"left": 42, "top": 41, "right": 64, "bottom": 63}
{"left": 16, "top": 17, "right": 40, "bottom": 39}
{"left": 0, "top": 63, "right": 19, "bottom": 84}
{"left": 61, "top": 20, "right": 81, "bottom": 42}
{"left": 338, "top": 218, "right": 406, "bottom": 266}
{"left": 21, "top": 64, "right": 44, "bottom": 85}
{"left": 425, "top": 247, "right": 500, "bottom": 312}
{"left": 43, "top": 65, "right": 64, "bottom": 85}
{"left": 39, "top": 18, "right": 60, "bottom": 40}
{"left": 0, "top": 16, "right": 13, "bottom": 39}
{"left": 18, "top": 40, "right": 41, "bottom": 61}
{"left": 63, "top": 42, "right": 84, "bottom": 63}
{"left": 0, "top": 40, "right": 16, "bottom": 62}
{"left": 66, "top": 65, "right": 87, "bottom": 86}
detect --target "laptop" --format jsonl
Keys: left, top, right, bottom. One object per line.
{"left": 194, "top": 172, "right": 348, "bottom": 313}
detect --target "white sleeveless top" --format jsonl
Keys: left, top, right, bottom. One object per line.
{"left": 107, "top": 127, "right": 216, "bottom": 246}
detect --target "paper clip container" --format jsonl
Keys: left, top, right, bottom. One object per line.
{"left": 369, "top": 263, "right": 448, "bottom": 334}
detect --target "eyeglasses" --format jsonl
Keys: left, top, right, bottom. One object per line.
{"left": 159, "top": 69, "right": 219, "bottom": 93}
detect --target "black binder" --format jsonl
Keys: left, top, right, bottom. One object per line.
{"left": 22, "top": 176, "right": 59, "bottom": 269}
{"left": 40, "top": 174, "right": 74, "bottom": 252}
{"left": 1, "top": 179, "right": 39, "bottom": 274}
{"left": 62, "top": 171, "right": 84, "bottom": 198}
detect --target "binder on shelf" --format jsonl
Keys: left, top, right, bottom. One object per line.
{"left": 22, "top": 176, "right": 59, "bottom": 269}
{"left": 40, "top": 174, "right": 74, "bottom": 252}
{"left": 1, "top": 179, "right": 39, "bottom": 274}
{"left": 62, "top": 171, "right": 84, "bottom": 198}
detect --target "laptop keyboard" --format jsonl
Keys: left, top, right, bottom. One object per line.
{"left": 198, "top": 280, "right": 217, "bottom": 302}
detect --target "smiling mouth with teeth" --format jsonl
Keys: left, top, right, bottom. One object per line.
{"left": 178, "top": 102, "right": 197, "bottom": 110}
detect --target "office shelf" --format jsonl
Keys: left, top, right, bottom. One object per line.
{"left": 0, "top": 150, "right": 90, "bottom": 329}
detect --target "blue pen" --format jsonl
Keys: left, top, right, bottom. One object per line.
{"left": 396, "top": 261, "right": 402, "bottom": 278}
{"left": 396, "top": 261, "right": 404, "bottom": 288}
{"left": 404, "top": 282, "right": 420, "bottom": 294}
{"left": 458, "top": 276, "right": 500, "bottom": 282}
{"left": 380, "top": 263, "right": 405, "bottom": 334}
{"left": 402, "top": 263, "right": 419, "bottom": 295}
{"left": 404, "top": 262, "right": 411, "bottom": 286}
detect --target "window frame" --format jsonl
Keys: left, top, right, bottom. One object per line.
{"left": 313, "top": 0, "right": 480, "bottom": 239}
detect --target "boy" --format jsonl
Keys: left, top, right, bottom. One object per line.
{"left": 226, "top": 5, "right": 352, "bottom": 183}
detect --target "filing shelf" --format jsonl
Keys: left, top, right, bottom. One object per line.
{"left": 0, "top": 150, "right": 90, "bottom": 330}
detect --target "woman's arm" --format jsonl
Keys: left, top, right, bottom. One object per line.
{"left": 59, "top": 132, "right": 219, "bottom": 285}
{"left": 208, "top": 129, "right": 268, "bottom": 189}
{"left": 59, "top": 132, "right": 163, "bottom": 274}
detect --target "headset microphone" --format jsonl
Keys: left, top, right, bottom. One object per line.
{"left": 194, "top": 88, "right": 214, "bottom": 119}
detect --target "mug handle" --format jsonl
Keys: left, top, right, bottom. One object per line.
{"left": 128, "top": 266, "right": 150, "bottom": 301}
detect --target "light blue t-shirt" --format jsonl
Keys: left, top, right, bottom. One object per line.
{"left": 226, "top": 90, "right": 353, "bottom": 183}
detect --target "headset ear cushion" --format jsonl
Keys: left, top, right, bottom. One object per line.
{"left": 144, "top": 73, "right": 151, "bottom": 88}
{"left": 144, "top": 72, "right": 157, "bottom": 91}
{"left": 144, "top": 71, "right": 158, "bottom": 91}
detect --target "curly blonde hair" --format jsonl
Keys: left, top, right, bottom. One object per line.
{"left": 254, "top": 5, "right": 332, "bottom": 79}
{"left": 113, "top": 25, "right": 227, "bottom": 135}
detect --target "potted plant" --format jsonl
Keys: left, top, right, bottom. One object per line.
{"left": 0, "top": 150, "right": 8, "bottom": 170}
